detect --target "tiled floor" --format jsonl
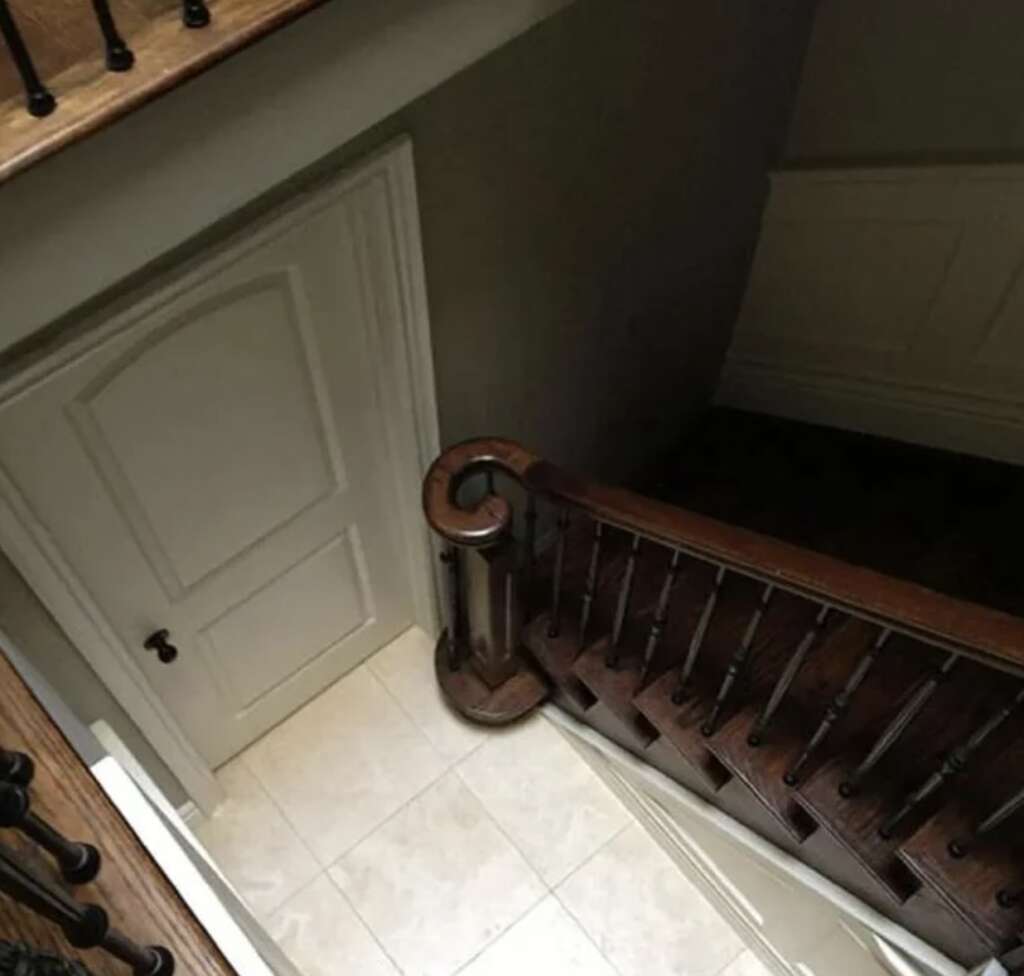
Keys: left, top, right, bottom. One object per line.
{"left": 195, "top": 627, "right": 771, "bottom": 976}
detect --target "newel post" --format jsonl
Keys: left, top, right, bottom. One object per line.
{"left": 423, "top": 439, "right": 549, "bottom": 726}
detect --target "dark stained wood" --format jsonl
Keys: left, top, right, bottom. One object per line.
{"left": 434, "top": 631, "right": 548, "bottom": 726}
{"left": 423, "top": 438, "right": 1024, "bottom": 674}
{"left": 0, "top": 0, "right": 329, "bottom": 183}
{"left": 0, "top": 647, "right": 235, "bottom": 974}
{"left": 900, "top": 805, "right": 1024, "bottom": 953}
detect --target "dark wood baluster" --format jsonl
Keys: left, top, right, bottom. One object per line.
{"left": 439, "top": 545, "right": 462, "bottom": 670}
{"left": 879, "top": 686, "right": 1024, "bottom": 839}
{"left": 949, "top": 781, "right": 1024, "bottom": 858}
{"left": 577, "top": 521, "right": 605, "bottom": 655}
{"left": 605, "top": 534, "right": 641, "bottom": 668}
{"left": 0, "top": 1, "right": 56, "bottom": 117}
{"left": 997, "top": 886, "right": 1023, "bottom": 909}
{"left": 183, "top": 0, "right": 212, "bottom": 27}
{"left": 640, "top": 549, "right": 683, "bottom": 682}
{"left": 784, "top": 627, "right": 892, "bottom": 786}
{"left": 840, "top": 652, "right": 960, "bottom": 798}
{"left": 523, "top": 492, "right": 538, "bottom": 591}
{"left": 0, "top": 748, "right": 33, "bottom": 786}
{"left": 547, "top": 509, "right": 570, "bottom": 638}
{"left": 0, "top": 783, "right": 100, "bottom": 884}
{"left": 748, "top": 605, "right": 832, "bottom": 747}
{"left": 702, "top": 584, "right": 775, "bottom": 736}
{"left": 672, "top": 565, "right": 726, "bottom": 704}
{"left": 91, "top": 0, "right": 135, "bottom": 70}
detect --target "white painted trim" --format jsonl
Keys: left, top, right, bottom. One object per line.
{"left": 544, "top": 705, "right": 972, "bottom": 976}
{"left": 0, "top": 138, "right": 441, "bottom": 815}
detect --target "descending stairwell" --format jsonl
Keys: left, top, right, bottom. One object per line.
{"left": 422, "top": 426, "right": 1024, "bottom": 972}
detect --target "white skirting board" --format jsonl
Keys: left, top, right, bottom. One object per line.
{"left": 542, "top": 705, "right": 1003, "bottom": 976}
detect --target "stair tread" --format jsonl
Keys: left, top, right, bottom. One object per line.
{"left": 899, "top": 805, "right": 1024, "bottom": 952}
{"left": 633, "top": 669, "right": 730, "bottom": 790}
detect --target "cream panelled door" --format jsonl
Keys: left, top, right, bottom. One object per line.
{"left": 0, "top": 184, "right": 416, "bottom": 768}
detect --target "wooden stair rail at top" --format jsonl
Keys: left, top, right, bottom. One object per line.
{"left": 0, "top": 0, "right": 328, "bottom": 184}
{"left": 423, "top": 437, "right": 1024, "bottom": 678}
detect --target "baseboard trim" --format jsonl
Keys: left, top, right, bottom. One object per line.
{"left": 716, "top": 359, "right": 1024, "bottom": 466}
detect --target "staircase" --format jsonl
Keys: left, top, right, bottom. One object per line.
{"left": 423, "top": 434, "right": 1024, "bottom": 972}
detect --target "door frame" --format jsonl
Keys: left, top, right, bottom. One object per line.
{"left": 0, "top": 138, "right": 441, "bottom": 815}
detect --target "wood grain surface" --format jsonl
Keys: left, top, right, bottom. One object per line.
{"left": 0, "top": 647, "right": 235, "bottom": 974}
{"left": 0, "top": 0, "right": 327, "bottom": 182}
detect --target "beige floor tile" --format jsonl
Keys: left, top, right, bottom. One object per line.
{"left": 267, "top": 874, "right": 400, "bottom": 976}
{"left": 557, "top": 823, "right": 744, "bottom": 976}
{"left": 331, "top": 772, "right": 545, "bottom": 976}
{"left": 242, "top": 664, "right": 447, "bottom": 865}
{"left": 194, "top": 760, "right": 319, "bottom": 919}
{"left": 720, "top": 949, "right": 775, "bottom": 976}
{"left": 369, "top": 626, "right": 487, "bottom": 764}
{"left": 457, "top": 716, "right": 631, "bottom": 884}
{"left": 457, "top": 896, "right": 619, "bottom": 976}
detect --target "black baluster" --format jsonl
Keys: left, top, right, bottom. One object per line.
{"left": 841, "top": 652, "right": 959, "bottom": 798}
{"left": 785, "top": 627, "right": 891, "bottom": 786}
{"left": 182, "top": 0, "right": 211, "bottom": 27}
{"left": 0, "top": 844, "right": 174, "bottom": 975}
{"left": 0, "top": 782, "right": 100, "bottom": 884}
{"left": 749, "top": 605, "right": 832, "bottom": 747}
{"left": 997, "top": 886, "right": 1023, "bottom": 909}
{"left": 0, "top": 748, "right": 34, "bottom": 786}
{"left": 640, "top": 549, "right": 683, "bottom": 682}
{"left": 577, "top": 521, "right": 604, "bottom": 655}
{"left": 90, "top": 0, "right": 134, "bottom": 71}
{"left": 439, "top": 546, "right": 461, "bottom": 671}
{"left": 703, "top": 584, "right": 775, "bottom": 737}
{"left": 879, "top": 686, "right": 1024, "bottom": 840}
{"left": 0, "top": 1, "right": 56, "bottom": 117}
{"left": 605, "top": 534, "right": 641, "bottom": 669}
{"left": 949, "top": 781, "right": 1024, "bottom": 858}
{"left": 672, "top": 565, "right": 726, "bottom": 705}
{"left": 547, "top": 509, "right": 570, "bottom": 638}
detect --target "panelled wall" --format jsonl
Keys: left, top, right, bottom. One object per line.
{"left": 718, "top": 165, "right": 1024, "bottom": 464}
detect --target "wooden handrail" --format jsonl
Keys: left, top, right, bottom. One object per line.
{"left": 423, "top": 437, "right": 1024, "bottom": 674}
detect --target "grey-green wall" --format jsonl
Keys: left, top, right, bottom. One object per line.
{"left": 0, "top": 552, "right": 186, "bottom": 803}
{"left": 787, "top": 0, "right": 1024, "bottom": 162}
{"left": 0, "top": 0, "right": 815, "bottom": 803}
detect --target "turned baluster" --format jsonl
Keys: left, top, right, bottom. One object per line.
{"left": 0, "top": 782, "right": 101, "bottom": 884}
{"left": 997, "top": 886, "right": 1024, "bottom": 909}
{"left": 0, "top": 844, "right": 173, "bottom": 975}
{"left": 840, "top": 652, "right": 959, "bottom": 798}
{"left": 605, "top": 534, "right": 641, "bottom": 669}
{"left": 90, "top": 0, "right": 134, "bottom": 70}
{"left": 703, "top": 584, "right": 775, "bottom": 736}
{"left": 748, "top": 605, "right": 831, "bottom": 747}
{"left": 784, "top": 627, "right": 891, "bottom": 786}
{"left": 439, "top": 546, "right": 462, "bottom": 670}
{"left": 672, "top": 565, "right": 726, "bottom": 704}
{"left": 949, "top": 781, "right": 1024, "bottom": 858}
{"left": 182, "top": 0, "right": 211, "bottom": 26}
{"left": 879, "top": 686, "right": 1024, "bottom": 839}
{"left": 523, "top": 492, "right": 538, "bottom": 592}
{"left": 0, "top": 748, "right": 34, "bottom": 786}
{"left": 639, "top": 549, "right": 683, "bottom": 682}
{"left": 0, "top": 1, "right": 55, "bottom": 116}
{"left": 577, "top": 521, "right": 605, "bottom": 655}
{"left": 547, "top": 509, "right": 570, "bottom": 638}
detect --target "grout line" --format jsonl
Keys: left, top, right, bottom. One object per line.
{"left": 365, "top": 644, "right": 491, "bottom": 772}
{"left": 322, "top": 869, "right": 407, "bottom": 976}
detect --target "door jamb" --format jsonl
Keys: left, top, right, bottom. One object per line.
{"left": 0, "top": 137, "right": 441, "bottom": 816}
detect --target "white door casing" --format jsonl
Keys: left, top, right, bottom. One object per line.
{"left": 0, "top": 139, "right": 440, "bottom": 813}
